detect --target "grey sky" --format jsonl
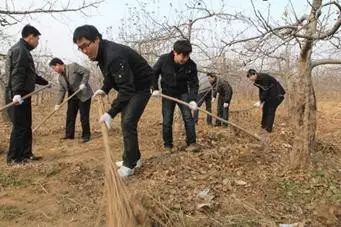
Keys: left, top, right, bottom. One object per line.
{"left": 4, "top": 0, "right": 309, "bottom": 64}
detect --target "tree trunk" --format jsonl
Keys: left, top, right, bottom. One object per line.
{"left": 289, "top": 58, "right": 317, "bottom": 169}
{"left": 288, "top": 0, "right": 321, "bottom": 169}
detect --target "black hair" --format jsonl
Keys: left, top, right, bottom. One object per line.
{"left": 49, "top": 58, "right": 64, "bottom": 66}
{"left": 73, "top": 25, "right": 102, "bottom": 43}
{"left": 247, "top": 69, "right": 257, "bottom": 78}
{"left": 21, "top": 24, "right": 41, "bottom": 38}
{"left": 173, "top": 39, "right": 192, "bottom": 55}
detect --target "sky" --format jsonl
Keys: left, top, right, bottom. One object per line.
{"left": 2, "top": 0, "right": 309, "bottom": 64}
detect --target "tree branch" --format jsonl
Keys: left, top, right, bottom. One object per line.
{"left": 0, "top": 1, "right": 103, "bottom": 16}
{"left": 311, "top": 59, "right": 341, "bottom": 68}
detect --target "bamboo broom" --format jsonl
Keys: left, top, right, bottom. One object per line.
{"left": 96, "top": 96, "right": 147, "bottom": 227}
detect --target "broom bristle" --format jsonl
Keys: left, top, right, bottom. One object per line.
{"left": 98, "top": 97, "right": 147, "bottom": 227}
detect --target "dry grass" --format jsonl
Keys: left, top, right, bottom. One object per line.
{"left": 0, "top": 92, "right": 340, "bottom": 226}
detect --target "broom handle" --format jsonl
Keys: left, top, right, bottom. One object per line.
{"left": 0, "top": 84, "right": 51, "bottom": 112}
{"left": 97, "top": 96, "right": 111, "bottom": 155}
{"left": 32, "top": 88, "right": 82, "bottom": 133}
{"left": 159, "top": 93, "right": 261, "bottom": 141}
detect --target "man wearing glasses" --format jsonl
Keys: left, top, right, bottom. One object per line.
{"left": 73, "top": 25, "right": 153, "bottom": 177}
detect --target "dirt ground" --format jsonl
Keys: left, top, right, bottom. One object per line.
{"left": 0, "top": 92, "right": 340, "bottom": 227}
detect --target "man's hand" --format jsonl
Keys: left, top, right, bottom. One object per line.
{"left": 79, "top": 84, "right": 86, "bottom": 90}
{"left": 152, "top": 90, "right": 161, "bottom": 97}
{"left": 93, "top": 89, "right": 106, "bottom": 97}
{"left": 189, "top": 101, "right": 198, "bottom": 111}
{"left": 12, "top": 95, "right": 23, "bottom": 105}
{"left": 54, "top": 105, "right": 60, "bottom": 111}
{"left": 223, "top": 103, "right": 229, "bottom": 108}
{"left": 99, "top": 112, "right": 112, "bottom": 129}
{"left": 211, "top": 97, "right": 215, "bottom": 103}
{"left": 254, "top": 101, "right": 264, "bottom": 110}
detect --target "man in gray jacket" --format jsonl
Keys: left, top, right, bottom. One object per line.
{"left": 49, "top": 58, "right": 93, "bottom": 143}
{"left": 193, "top": 73, "right": 212, "bottom": 125}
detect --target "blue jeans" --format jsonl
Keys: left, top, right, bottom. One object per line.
{"left": 162, "top": 93, "right": 196, "bottom": 147}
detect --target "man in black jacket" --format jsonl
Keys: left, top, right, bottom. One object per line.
{"left": 5, "top": 25, "right": 49, "bottom": 164}
{"left": 152, "top": 40, "right": 199, "bottom": 152}
{"left": 247, "top": 69, "right": 285, "bottom": 133}
{"left": 73, "top": 25, "right": 152, "bottom": 177}
{"left": 207, "top": 73, "right": 233, "bottom": 127}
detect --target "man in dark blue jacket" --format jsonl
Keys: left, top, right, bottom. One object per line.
{"left": 5, "top": 25, "right": 49, "bottom": 164}
{"left": 247, "top": 69, "right": 285, "bottom": 133}
{"left": 152, "top": 40, "right": 199, "bottom": 152}
{"left": 73, "top": 25, "right": 153, "bottom": 177}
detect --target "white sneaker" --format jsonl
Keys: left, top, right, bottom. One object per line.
{"left": 117, "top": 166, "right": 134, "bottom": 177}
{"left": 115, "top": 159, "right": 142, "bottom": 168}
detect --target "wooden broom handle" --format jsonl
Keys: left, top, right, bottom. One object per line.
{"left": 159, "top": 93, "right": 261, "bottom": 141}
{"left": 32, "top": 88, "right": 82, "bottom": 133}
{"left": 0, "top": 84, "right": 51, "bottom": 112}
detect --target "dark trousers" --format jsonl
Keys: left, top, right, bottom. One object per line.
{"left": 193, "top": 91, "right": 212, "bottom": 125}
{"left": 7, "top": 98, "right": 33, "bottom": 162}
{"left": 162, "top": 93, "right": 196, "bottom": 148}
{"left": 216, "top": 96, "right": 230, "bottom": 126}
{"left": 261, "top": 96, "right": 284, "bottom": 132}
{"left": 121, "top": 89, "right": 151, "bottom": 169}
{"left": 65, "top": 95, "right": 91, "bottom": 139}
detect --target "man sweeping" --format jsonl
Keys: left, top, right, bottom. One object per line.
{"left": 5, "top": 25, "right": 49, "bottom": 165}
{"left": 246, "top": 69, "right": 285, "bottom": 133}
{"left": 49, "top": 58, "right": 93, "bottom": 143}
{"left": 152, "top": 40, "right": 200, "bottom": 152}
{"left": 207, "top": 72, "right": 233, "bottom": 127}
{"left": 73, "top": 25, "right": 153, "bottom": 177}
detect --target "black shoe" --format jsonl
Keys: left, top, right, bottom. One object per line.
{"left": 28, "top": 155, "right": 42, "bottom": 161}
{"left": 82, "top": 137, "right": 90, "bottom": 143}
{"left": 61, "top": 136, "right": 74, "bottom": 140}
{"left": 7, "top": 158, "right": 28, "bottom": 166}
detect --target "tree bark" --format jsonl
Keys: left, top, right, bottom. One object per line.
{"left": 288, "top": 0, "right": 321, "bottom": 169}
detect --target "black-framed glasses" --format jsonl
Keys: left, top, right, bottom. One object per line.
{"left": 77, "top": 41, "right": 93, "bottom": 52}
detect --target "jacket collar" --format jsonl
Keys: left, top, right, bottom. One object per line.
{"left": 20, "top": 38, "right": 34, "bottom": 51}
{"left": 95, "top": 39, "right": 105, "bottom": 63}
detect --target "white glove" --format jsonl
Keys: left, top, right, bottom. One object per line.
{"left": 211, "top": 97, "right": 216, "bottom": 102}
{"left": 79, "top": 84, "right": 86, "bottom": 90}
{"left": 54, "top": 105, "right": 60, "bottom": 111}
{"left": 99, "top": 112, "right": 112, "bottom": 129}
{"left": 189, "top": 101, "right": 198, "bottom": 111}
{"left": 93, "top": 89, "right": 106, "bottom": 97}
{"left": 253, "top": 101, "right": 261, "bottom": 107}
{"left": 12, "top": 95, "right": 23, "bottom": 104}
{"left": 223, "top": 103, "right": 229, "bottom": 108}
{"left": 152, "top": 90, "right": 161, "bottom": 97}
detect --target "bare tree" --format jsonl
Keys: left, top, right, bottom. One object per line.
{"left": 118, "top": 0, "right": 341, "bottom": 169}
{"left": 0, "top": 0, "right": 103, "bottom": 26}
{"left": 0, "top": 0, "right": 104, "bottom": 121}
{"left": 222, "top": 0, "right": 341, "bottom": 169}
